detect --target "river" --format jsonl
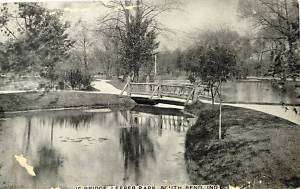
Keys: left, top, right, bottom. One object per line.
{"left": 0, "top": 106, "right": 196, "bottom": 188}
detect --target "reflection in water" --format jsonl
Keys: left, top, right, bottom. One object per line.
{"left": 0, "top": 107, "right": 195, "bottom": 188}
{"left": 25, "top": 117, "right": 32, "bottom": 153}
{"left": 33, "top": 145, "right": 64, "bottom": 188}
{"left": 120, "top": 127, "right": 156, "bottom": 184}
{"left": 53, "top": 113, "right": 95, "bottom": 129}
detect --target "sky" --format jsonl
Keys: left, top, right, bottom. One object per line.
{"left": 1, "top": 0, "right": 252, "bottom": 50}
{"left": 159, "top": 0, "right": 251, "bottom": 49}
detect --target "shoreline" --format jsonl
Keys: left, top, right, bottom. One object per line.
{"left": 184, "top": 102, "right": 300, "bottom": 188}
{"left": 0, "top": 90, "right": 136, "bottom": 114}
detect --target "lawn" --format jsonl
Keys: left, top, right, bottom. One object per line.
{"left": 185, "top": 102, "right": 300, "bottom": 188}
{"left": 0, "top": 91, "right": 135, "bottom": 113}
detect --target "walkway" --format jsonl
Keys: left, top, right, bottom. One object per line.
{"left": 1, "top": 80, "right": 299, "bottom": 125}
{"left": 200, "top": 99, "right": 300, "bottom": 125}
{"left": 91, "top": 80, "right": 122, "bottom": 95}
{"left": 94, "top": 80, "right": 300, "bottom": 125}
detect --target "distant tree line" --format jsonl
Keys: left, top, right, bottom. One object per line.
{"left": 238, "top": 0, "right": 299, "bottom": 81}
{"left": 0, "top": 1, "right": 179, "bottom": 85}
{"left": 0, "top": 0, "right": 298, "bottom": 89}
{"left": 156, "top": 0, "right": 299, "bottom": 83}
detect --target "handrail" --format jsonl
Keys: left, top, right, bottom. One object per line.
{"left": 150, "top": 85, "right": 160, "bottom": 99}
{"left": 120, "top": 82, "right": 129, "bottom": 95}
{"left": 161, "top": 84, "right": 194, "bottom": 88}
{"left": 130, "top": 82, "right": 157, "bottom": 85}
{"left": 120, "top": 81, "right": 212, "bottom": 104}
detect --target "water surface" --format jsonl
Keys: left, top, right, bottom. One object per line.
{"left": 222, "top": 80, "right": 300, "bottom": 104}
{"left": 0, "top": 107, "right": 195, "bottom": 188}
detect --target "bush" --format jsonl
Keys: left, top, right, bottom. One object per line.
{"left": 188, "top": 74, "right": 196, "bottom": 83}
{"left": 64, "top": 69, "right": 93, "bottom": 90}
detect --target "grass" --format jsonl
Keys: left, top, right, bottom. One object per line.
{"left": 185, "top": 102, "right": 300, "bottom": 188}
{"left": 0, "top": 91, "right": 135, "bottom": 113}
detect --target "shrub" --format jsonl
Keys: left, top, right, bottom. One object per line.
{"left": 64, "top": 69, "right": 93, "bottom": 90}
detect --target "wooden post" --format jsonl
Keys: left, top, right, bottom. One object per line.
{"left": 120, "top": 75, "right": 131, "bottom": 96}
{"left": 154, "top": 53, "right": 157, "bottom": 79}
{"left": 185, "top": 88, "right": 194, "bottom": 105}
{"left": 219, "top": 82, "right": 222, "bottom": 140}
{"left": 127, "top": 75, "right": 132, "bottom": 96}
{"left": 192, "top": 84, "right": 199, "bottom": 103}
{"left": 146, "top": 75, "right": 150, "bottom": 93}
{"left": 120, "top": 82, "right": 128, "bottom": 95}
{"left": 150, "top": 84, "right": 159, "bottom": 99}
{"left": 158, "top": 78, "right": 162, "bottom": 98}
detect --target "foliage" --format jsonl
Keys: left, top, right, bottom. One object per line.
{"left": 156, "top": 49, "right": 185, "bottom": 76}
{"left": 238, "top": 0, "right": 299, "bottom": 80}
{"left": 190, "top": 28, "right": 254, "bottom": 78}
{"left": 93, "top": 34, "right": 119, "bottom": 79}
{"left": 0, "top": 3, "right": 74, "bottom": 80}
{"left": 98, "top": 0, "right": 177, "bottom": 81}
{"left": 64, "top": 69, "right": 92, "bottom": 90}
{"left": 183, "top": 43, "right": 237, "bottom": 104}
{"left": 69, "top": 20, "right": 93, "bottom": 73}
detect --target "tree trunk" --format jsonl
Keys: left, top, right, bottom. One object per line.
{"left": 133, "top": 67, "right": 139, "bottom": 82}
{"left": 218, "top": 82, "right": 222, "bottom": 140}
{"left": 83, "top": 37, "right": 88, "bottom": 74}
{"left": 210, "top": 86, "right": 215, "bottom": 106}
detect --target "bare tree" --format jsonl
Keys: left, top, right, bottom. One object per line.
{"left": 71, "top": 20, "right": 93, "bottom": 73}
{"left": 93, "top": 34, "right": 119, "bottom": 79}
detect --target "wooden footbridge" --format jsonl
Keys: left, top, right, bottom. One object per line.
{"left": 120, "top": 79, "right": 212, "bottom": 106}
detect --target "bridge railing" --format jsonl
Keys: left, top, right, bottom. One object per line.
{"left": 120, "top": 80, "right": 212, "bottom": 104}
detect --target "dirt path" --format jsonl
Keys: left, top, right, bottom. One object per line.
{"left": 91, "top": 80, "right": 122, "bottom": 95}
{"left": 199, "top": 99, "right": 300, "bottom": 125}
{"left": 92, "top": 80, "right": 300, "bottom": 125}
{"left": 2, "top": 80, "right": 299, "bottom": 125}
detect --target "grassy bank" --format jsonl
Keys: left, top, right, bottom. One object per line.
{"left": 0, "top": 91, "right": 135, "bottom": 113}
{"left": 185, "top": 102, "right": 300, "bottom": 188}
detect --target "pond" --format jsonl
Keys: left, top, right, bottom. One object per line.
{"left": 0, "top": 106, "right": 196, "bottom": 188}
{"left": 222, "top": 80, "right": 300, "bottom": 105}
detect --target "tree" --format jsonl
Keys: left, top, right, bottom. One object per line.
{"left": 185, "top": 44, "right": 237, "bottom": 105}
{"left": 98, "top": 0, "right": 178, "bottom": 81}
{"left": 93, "top": 34, "right": 119, "bottom": 79}
{"left": 183, "top": 41, "right": 237, "bottom": 140}
{"left": 0, "top": 3, "right": 73, "bottom": 81}
{"left": 70, "top": 20, "right": 93, "bottom": 74}
{"left": 238, "top": 0, "right": 299, "bottom": 80}
{"left": 189, "top": 28, "right": 255, "bottom": 78}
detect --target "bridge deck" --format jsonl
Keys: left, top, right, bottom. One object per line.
{"left": 130, "top": 94, "right": 191, "bottom": 106}
{"left": 131, "top": 94, "right": 188, "bottom": 102}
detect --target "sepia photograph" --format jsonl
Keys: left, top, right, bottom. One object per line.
{"left": 0, "top": 0, "right": 299, "bottom": 188}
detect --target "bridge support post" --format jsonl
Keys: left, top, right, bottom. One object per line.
{"left": 192, "top": 84, "right": 199, "bottom": 103}
{"left": 158, "top": 78, "right": 162, "bottom": 98}
{"left": 185, "top": 88, "right": 195, "bottom": 105}
{"left": 120, "top": 75, "right": 132, "bottom": 96}
{"left": 127, "top": 75, "right": 131, "bottom": 96}
{"left": 146, "top": 75, "right": 150, "bottom": 93}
